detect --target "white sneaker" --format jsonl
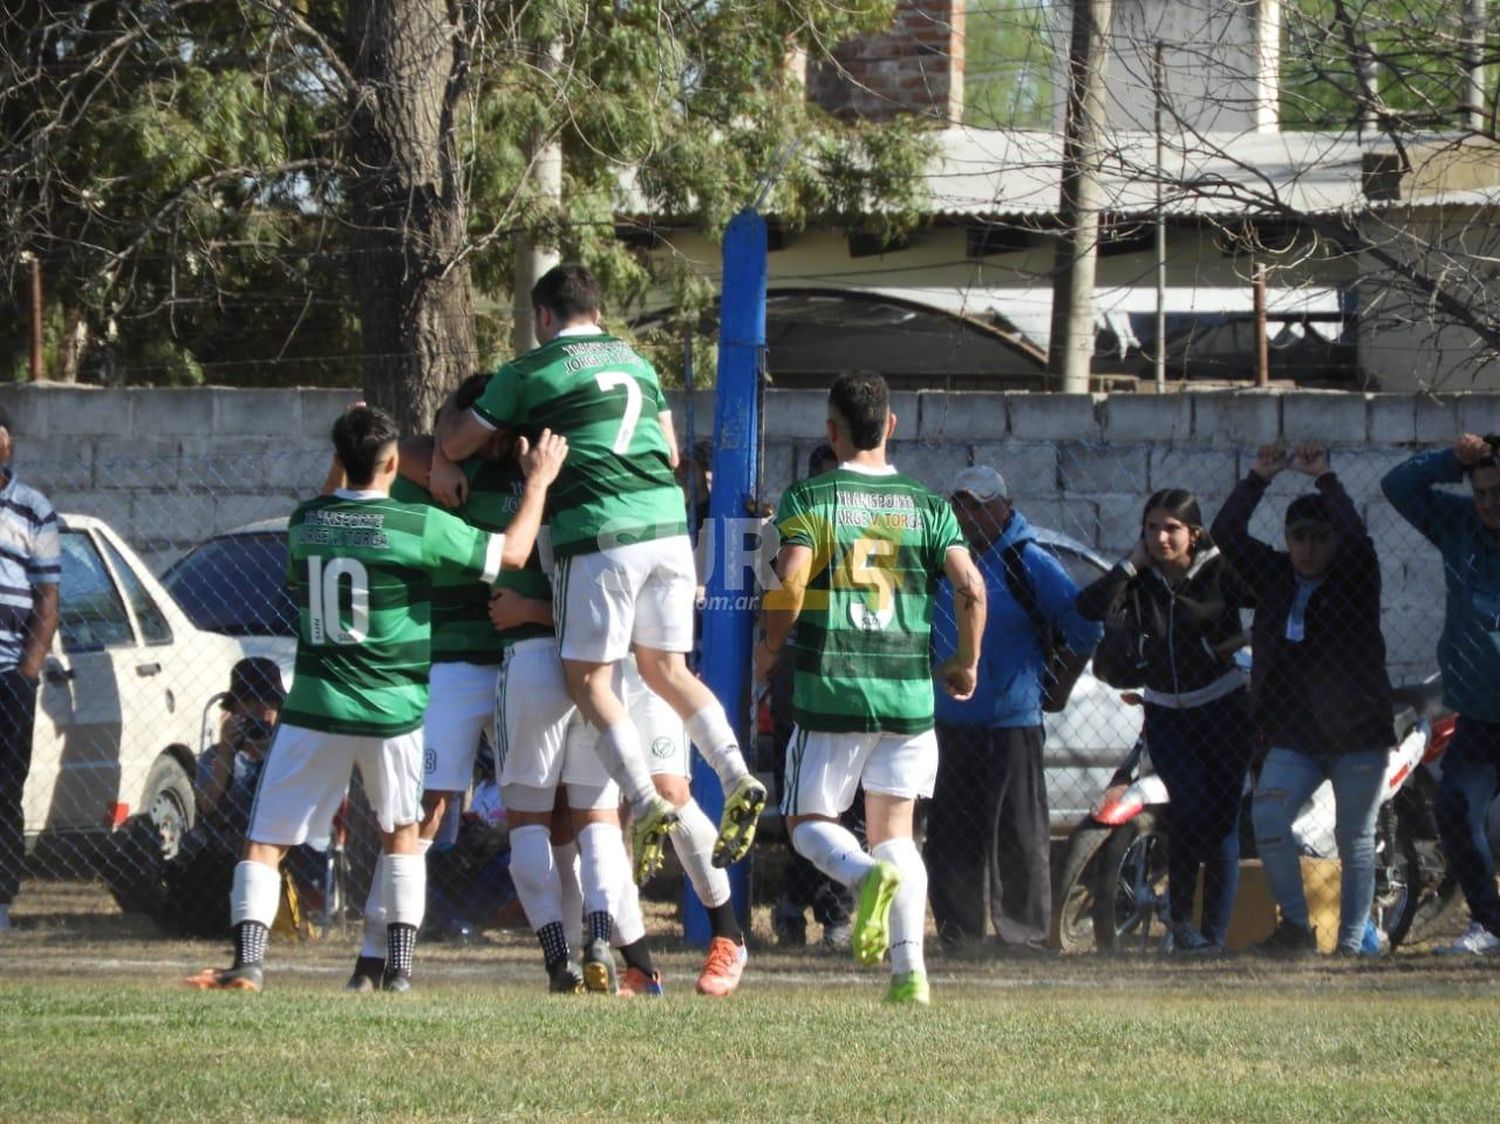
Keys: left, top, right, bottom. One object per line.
{"left": 1436, "top": 921, "right": 1500, "bottom": 956}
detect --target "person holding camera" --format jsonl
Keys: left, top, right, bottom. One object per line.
{"left": 1213, "top": 443, "right": 1394, "bottom": 957}
{"left": 1383, "top": 433, "right": 1500, "bottom": 956}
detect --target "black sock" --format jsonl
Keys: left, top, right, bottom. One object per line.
{"left": 232, "top": 921, "right": 268, "bottom": 969}
{"left": 618, "top": 938, "right": 655, "bottom": 976}
{"left": 709, "top": 901, "right": 744, "bottom": 945}
{"left": 387, "top": 922, "right": 417, "bottom": 977}
{"left": 538, "top": 921, "right": 569, "bottom": 970}
{"left": 587, "top": 910, "right": 613, "bottom": 945}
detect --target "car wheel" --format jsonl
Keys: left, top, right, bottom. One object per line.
{"left": 1091, "top": 809, "right": 1171, "bottom": 954}
{"left": 141, "top": 755, "right": 196, "bottom": 863}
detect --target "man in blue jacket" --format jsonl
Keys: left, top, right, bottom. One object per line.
{"left": 1383, "top": 433, "right": 1500, "bottom": 956}
{"left": 927, "top": 465, "right": 1102, "bottom": 953}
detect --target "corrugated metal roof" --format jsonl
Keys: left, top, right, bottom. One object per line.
{"left": 924, "top": 126, "right": 1371, "bottom": 219}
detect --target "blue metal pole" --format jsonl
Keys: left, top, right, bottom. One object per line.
{"left": 683, "top": 210, "right": 766, "bottom": 945}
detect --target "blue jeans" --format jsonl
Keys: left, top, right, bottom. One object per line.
{"left": 1252, "top": 746, "right": 1386, "bottom": 950}
{"left": 1143, "top": 690, "right": 1253, "bottom": 945}
{"left": 1434, "top": 716, "right": 1500, "bottom": 938}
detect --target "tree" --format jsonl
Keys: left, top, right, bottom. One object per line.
{"left": 1, "top": 1, "right": 934, "bottom": 421}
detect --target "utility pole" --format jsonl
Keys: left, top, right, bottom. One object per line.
{"left": 513, "top": 39, "right": 564, "bottom": 355}
{"left": 22, "top": 252, "right": 44, "bottom": 382}
{"left": 1048, "top": 0, "right": 1114, "bottom": 394}
{"left": 1153, "top": 39, "right": 1167, "bottom": 391}
{"left": 1463, "top": 0, "right": 1487, "bottom": 132}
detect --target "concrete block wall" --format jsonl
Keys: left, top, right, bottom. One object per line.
{"left": 5, "top": 383, "right": 1494, "bottom": 685}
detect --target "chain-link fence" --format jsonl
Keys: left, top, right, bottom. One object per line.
{"left": 4, "top": 438, "right": 1495, "bottom": 960}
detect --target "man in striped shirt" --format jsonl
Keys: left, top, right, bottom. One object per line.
{"left": 0, "top": 407, "right": 60, "bottom": 933}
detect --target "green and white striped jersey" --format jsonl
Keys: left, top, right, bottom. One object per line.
{"left": 470, "top": 330, "right": 686, "bottom": 559}
{"left": 774, "top": 466, "right": 965, "bottom": 734}
{"left": 280, "top": 492, "right": 503, "bottom": 737}
{"left": 390, "top": 460, "right": 551, "bottom": 665}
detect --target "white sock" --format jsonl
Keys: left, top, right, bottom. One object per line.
{"left": 509, "top": 824, "right": 564, "bottom": 930}
{"left": 554, "top": 840, "right": 584, "bottom": 954}
{"left": 671, "top": 798, "right": 731, "bottom": 907}
{"left": 684, "top": 705, "right": 750, "bottom": 788}
{"left": 873, "top": 837, "right": 927, "bottom": 976}
{"left": 360, "top": 854, "right": 388, "bottom": 957}
{"left": 613, "top": 868, "right": 646, "bottom": 947}
{"left": 360, "top": 839, "right": 429, "bottom": 956}
{"left": 382, "top": 852, "right": 427, "bottom": 930}
{"left": 791, "top": 820, "right": 876, "bottom": 889}
{"left": 230, "top": 860, "right": 282, "bottom": 929}
{"left": 592, "top": 721, "right": 658, "bottom": 811}
{"left": 576, "top": 822, "right": 629, "bottom": 924}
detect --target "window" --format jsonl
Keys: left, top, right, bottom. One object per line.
{"left": 163, "top": 533, "right": 296, "bottom": 638}
{"left": 58, "top": 531, "right": 133, "bottom": 652}
{"left": 100, "top": 536, "right": 172, "bottom": 645}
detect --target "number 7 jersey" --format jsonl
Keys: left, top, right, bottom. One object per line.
{"left": 469, "top": 331, "right": 686, "bottom": 560}
{"left": 774, "top": 466, "right": 966, "bottom": 734}
{"left": 280, "top": 493, "right": 505, "bottom": 737}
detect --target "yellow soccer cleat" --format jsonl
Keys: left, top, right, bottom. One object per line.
{"left": 712, "top": 775, "right": 767, "bottom": 868}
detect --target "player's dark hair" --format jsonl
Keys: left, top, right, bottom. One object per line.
{"left": 332, "top": 405, "right": 400, "bottom": 487}
{"left": 1463, "top": 434, "right": 1500, "bottom": 475}
{"left": 807, "top": 443, "right": 838, "bottom": 477}
{"left": 828, "top": 371, "right": 889, "bottom": 451}
{"left": 0, "top": 406, "right": 9, "bottom": 432}
{"left": 531, "top": 263, "right": 601, "bottom": 322}
{"left": 454, "top": 373, "right": 492, "bottom": 413}
{"left": 1141, "top": 487, "right": 1212, "bottom": 548}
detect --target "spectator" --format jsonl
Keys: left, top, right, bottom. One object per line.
{"left": 926, "top": 465, "right": 1101, "bottom": 954}
{"left": 1382, "top": 433, "right": 1500, "bottom": 956}
{"left": 1214, "top": 444, "right": 1394, "bottom": 957}
{"left": 769, "top": 443, "right": 854, "bottom": 948}
{"left": 1076, "top": 489, "right": 1253, "bottom": 954}
{"left": 0, "top": 407, "right": 60, "bottom": 933}
{"left": 194, "top": 658, "right": 289, "bottom": 833}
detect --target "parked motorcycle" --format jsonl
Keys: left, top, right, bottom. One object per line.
{"left": 1051, "top": 679, "right": 1459, "bottom": 954}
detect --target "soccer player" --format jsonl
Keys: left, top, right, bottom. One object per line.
{"left": 438, "top": 263, "right": 766, "bottom": 880}
{"left": 187, "top": 405, "right": 566, "bottom": 992}
{"left": 344, "top": 375, "right": 551, "bottom": 990}
{"left": 755, "top": 371, "right": 985, "bottom": 1006}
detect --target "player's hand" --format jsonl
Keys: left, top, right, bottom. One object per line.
{"left": 519, "top": 428, "right": 568, "bottom": 485}
{"left": 1250, "top": 443, "right": 1287, "bottom": 481}
{"left": 936, "top": 656, "right": 978, "bottom": 701}
{"left": 1455, "top": 433, "right": 1494, "bottom": 467}
{"left": 428, "top": 452, "right": 468, "bottom": 508}
{"left": 752, "top": 638, "right": 781, "bottom": 683}
{"left": 488, "top": 587, "right": 534, "bottom": 631}
{"left": 1291, "top": 442, "right": 1329, "bottom": 477}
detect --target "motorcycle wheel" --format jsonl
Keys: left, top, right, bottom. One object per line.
{"left": 1051, "top": 824, "right": 1111, "bottom": 953}
{"left": 1091, "top": 809, "right": 1171, "bottom": 954}
{"left": 1371, "top": 802, "right": 1422, "bottom": 949}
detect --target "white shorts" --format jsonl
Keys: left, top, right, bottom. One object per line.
{"left": 423, "top": 661, "right": 501, "bottom": 793}
{"left": 495, "top": 638, "right": 576, "bottom": 793}
{"left": 502, "top": 721, "right": 617, "bottom": 813}
{"left": 779, "top": 725, "right": 939, "bottom": 819}
{"left": 621, "top": 655, "right": 690, "bottom": 779}
{"left": 553, "top": 535, "right": 697, "bottom": 662}
{"left": 249, "top": 723, "right": 423, "bottom": 843}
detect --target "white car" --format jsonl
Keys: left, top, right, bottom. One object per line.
{"left": 24, "top": 515, "right": 244, "bottom": 872}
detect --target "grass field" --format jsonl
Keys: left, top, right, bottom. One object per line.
{"left": 3, "top": 884, "right": 1500, "bottom": 1121}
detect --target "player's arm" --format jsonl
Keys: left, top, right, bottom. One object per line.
{"left": 659, "top": 409, "right": 680, "bottom": 471}
{"left": 936, "top": 545, "right": 986, "bottom": 701}
{"left": 755, "top": 542, "right": 813, "bottom": 682}
{"left": 397, "top": 436, "right": 433, "bottom": 487}
{"left": 499, "top": 429, "right": 569, "bottom": 569}
{"left": 489, "top": 587, "right": 554, "bottom": 631}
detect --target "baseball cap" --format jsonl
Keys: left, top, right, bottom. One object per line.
{"left": 950, "top": 465, "right": 1008, "bottom": 502}
{"left": 1285, "top": 493, "right": 1333, "bottom": 535}
{"left": 225, "top": 657, "right": 287, "bottom": 708}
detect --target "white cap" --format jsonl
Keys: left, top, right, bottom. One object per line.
{"left": 950, "top": 465, "right": 1008, "bottom": 502}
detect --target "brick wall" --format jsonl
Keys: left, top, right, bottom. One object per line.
{"left": 806, "top": 0, "right": 965, "bottom": 122}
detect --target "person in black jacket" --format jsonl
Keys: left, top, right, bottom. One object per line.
{"left": 1213, "top": 443, "right": 1394, "bottom": 957}
{"left": 1077, "top": 489, "right": 1253, "bottom": 954}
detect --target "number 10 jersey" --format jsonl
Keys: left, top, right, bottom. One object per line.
{"left": 281, "top": 493, "right": 504, "bottom": 737}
